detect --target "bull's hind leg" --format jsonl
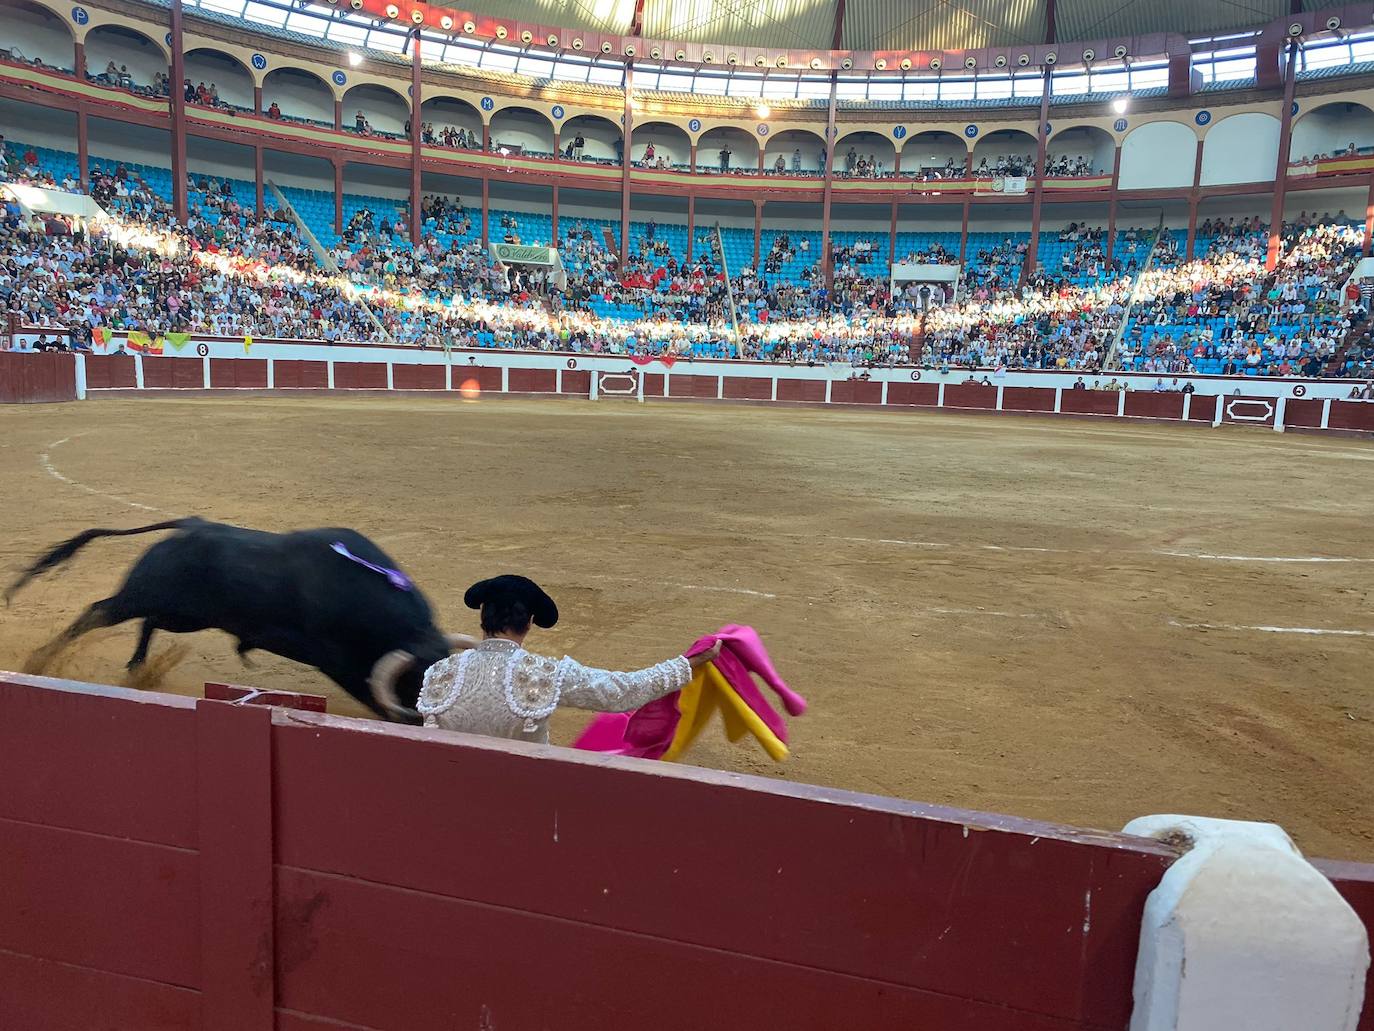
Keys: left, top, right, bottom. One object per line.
{"left": 23, "top": 597, "right": 129, "bottom": 675}
{"left": 127, "top": 620, "right": 156, "bottom": 670}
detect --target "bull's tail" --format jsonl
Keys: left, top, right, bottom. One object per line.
{"left": 5, "top": 518, "right": 204, "bottom": 604}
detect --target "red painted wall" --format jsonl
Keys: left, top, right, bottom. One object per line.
{"left": 83, "top": 354, "right": 137, "bottom": 390}
{"left": 0, "top": 352, "right": 78, "bottom": 403}
{"left": 1002, "top": 386, "right": 1057, "bottom": 413}
{"left": 561, "top": 369, "right": 590, "bottom": 396}
{"left": 1220, "top": 396, "right": 1278, "bottom": 428}
{"left": 0, "top": 673, "right": 1370, "bottom": 1030}
{"left": 333, "top": 362, "right": 388, "bottom": 390}
{"left": 507, "top": 368, "right": 556, "bottom": 393}
{"left": 830, "top": 379, "right": 883, "bottom": 404}
{"left": 669, "top": 373, "right": 719, "bottom": 399}
{"left": 210, "top": 358, "right": 269, "bottom": 389}
{"left": 1187, "top": 394, "right": 1221, "bottom": 423}
{"left": 272, "top": 360, "right": 329, "bottom": 389}
{"left": 886, "top": 381, "right": 940, "bottom": 406}
{"left": 1328, "top": 400, "right": 1374, "bottom": 433}
{"left": 723, "top": 376, "right": 771, "bottom": 400}
{"left": 1284, "top": 398, "right": 1326, "bottom": 428}
{"left": 391, "top": 364, "right": 446, "bottom": 390}
{"left": 1124, "top": 392, "right": 1187, "bottom": 420}
{"left": 1060, "top": 390, "right": 1119, "bottom": 416}
{"left": 142, "top": 356, "right": 204, "bottom": 389}
{"left": 776, "top": 379, "right": 826, "bottom": 403}
{"left": 943, "top": 383, "right": 998, "bottom": 410}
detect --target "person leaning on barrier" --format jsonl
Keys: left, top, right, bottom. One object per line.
{"left": 370, "top": 575, "right": 719, "bottom": 742}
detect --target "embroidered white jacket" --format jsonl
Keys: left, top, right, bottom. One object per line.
{"left": 417, "top": 638, "right": 692, "bottom": 744}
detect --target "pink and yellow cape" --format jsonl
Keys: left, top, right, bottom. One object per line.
{"left": 573, "top": 624, "right": 805, "bottom": 762}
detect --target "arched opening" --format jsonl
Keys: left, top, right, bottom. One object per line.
{"left": 834, "top": 131, "right": 895, "bottom": 179}
{"left": 86, "top": 116, "right": 173, "bottom": 200}
{"left": 632, "top": 120, "right": 689, "bottom": 170}
{"left": 185, "top": 134, "right": 255, "bottom": 207}
{"left": 900, "top": 131, "right": 967, "bottom": 179}
{"left": 420, "top": 96, "right": 481, "bottom": 150}
{"left": 340, "top": 160, "right": 410, "bottom": 236}
{"left": 1201, "top": 112, "right": 1279, "bottom": 186}
{"left": 1, "top": 0, "right": 74, "bottom": 73}
{"left": 184, "top": 47, "right": 254, "bottom": 112}
{"left": 1046, "top": 125, "right": 1114, "bottom": 178}
{"left": 489, "top": 106, "right": 555, "bottom": 158}
{"left": 971, "top": 128, "right": 1036, "bottom": 177}
{"left": 341, "top": 83, "right": 409, "bottom": 139}
{"left": 0, "top": 95, "right": 76, "bottom": 185}
{"left": 1290, "top": 101, "right": 1374, "bottom": 163}
{"left": 1120, "top": 121, "right": 1195, "bottom": 190}
{"left": 763, "top": 129, "right": 826, "bottom": 176}
{"left": 262, "top": 67, "right": 332, "bottom": 127}
{"left": 560, "top": 114, "right": 619, "bottom": 164}
{"left": 697, "top": 126, "right": 757, "bottom": 175}
{"left": 84, "top": 25, "right": 166, "bottom": 96}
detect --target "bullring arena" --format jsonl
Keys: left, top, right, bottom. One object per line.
{"left": 5, "top": 0, "right": 1374, "bottom": 1020}
{"left": 4, "top": 390, "right": 1373, "bottom": 860}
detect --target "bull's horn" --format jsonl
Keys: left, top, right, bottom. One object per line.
{"left": 368, "top": 648, "right": 418, "bottom": 721}
{"left": 446, "top": 633, "right": 479, "bottom": 651}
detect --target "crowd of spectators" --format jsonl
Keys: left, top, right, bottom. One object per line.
{"left": 1119, "top": 216, "right": 1366, "bottom": 377}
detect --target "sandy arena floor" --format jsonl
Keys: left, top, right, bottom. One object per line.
{"left": 1, "top": 395, "right": 1370, "bottom": 859}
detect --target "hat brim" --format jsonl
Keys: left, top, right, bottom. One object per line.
{"left": 464, "top": 574, "right": 558, "bottom": 629}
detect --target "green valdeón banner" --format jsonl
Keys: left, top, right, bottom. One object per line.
{"left": 489, "top": 243, "right": 556, "bottom": 266}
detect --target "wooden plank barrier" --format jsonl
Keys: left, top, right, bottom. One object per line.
{"left": 0, "top": 351, "right": 78, "bottom": 403}
{"left": 0, "top": 672, "right": 1369, "bottom": 1030}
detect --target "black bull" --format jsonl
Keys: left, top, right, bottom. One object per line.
{"left": 5, "top": 518, "right": 458, "bottom": 722}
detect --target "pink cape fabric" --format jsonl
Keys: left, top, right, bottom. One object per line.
{"left": 573, "top": 624, "right": 805, "bottom": 759}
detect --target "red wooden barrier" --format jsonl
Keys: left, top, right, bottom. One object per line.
{"left": 723, "top": 376, "right": 771, "bottom": 400}
{"left": 209, "top": 358, "right": 268, "bottom": 389}
{"left": 272, "top": 360, "right": 329, "bottom": 389}
{"left": 1221, "top": 395, "right": 1277, "bottom": 428}
{"left": 829, "top": 379, "right": 882, "bottom": 404}
{"left": 141, "top": 356, "right": 203, "bottom": 389}
{"left": 1187, "top": 393, "right": 1220, "bottom": 422}
{"left": 0, "top": 671, "right": 1369, "bottom": 1030}
{"left": 669, "top": 373, "right": 719, "bottom": 399}
{"left": 1329, "top": 400, "right": 1374, "bottom": 433}
{"left": 0, "top": 351, "right": 78, "bottom": 402}
{"left": 1285, "top": 398, "right": 1326, "bottom": 429}
{"left": 887, "top": 381, "right": 940, "bottom": 406}
{"left": 390, "top": 363, "right": 445, "bottom": 390}
{"left": 1002, "top": 386, "right": 1057, "bottom": 413}
{"left": 561, "top": 369, "right": 591, "bottom": 396}
{"left": 507, "top": 367, "right": 556, "bottom": 393}
{"left": 1124, "top": 392, "right": 1186, "bottom": 420}
{"left": 943, "top": 383, "right": 998, "bottom": 410}
{"left": 776, "top": 378, "right": 826, "bottom": 402}
{"left": 332, "top": 362, "right": 388, "bottom": 390}
{"left": 1060, "top": 389, "right": 1119, "bottom": 416}
{"left": 83, "top": 354, "right": 137, "bottom": 389}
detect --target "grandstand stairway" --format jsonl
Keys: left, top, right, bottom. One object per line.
{"left": 1103, "top": 221, "right": 1167, "bottom": 372}
{"left": 268, "top": 180, "right": 392, "bottom": 342}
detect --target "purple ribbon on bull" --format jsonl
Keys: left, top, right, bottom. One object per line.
{"left": 330, "top": 541, "right": 413, "bottom": 591}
